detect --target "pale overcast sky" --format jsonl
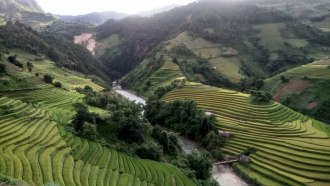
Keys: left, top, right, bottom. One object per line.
{"left": 35, "top": 0, "right": 196, "bottom": 15}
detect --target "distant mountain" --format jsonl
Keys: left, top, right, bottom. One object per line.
{"left": 0, "top": 0, "right": 56, "bottom": 28}
{"left": 136, "top": 4, "right": 181, "bottom": 17}
{"left": 59, "top": 11, "right": 128, "bottom": 25}
{"left": 0, "top": 0, "right": 43, "bottom": 13}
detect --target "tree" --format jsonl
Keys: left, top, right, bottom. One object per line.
{"left": 117, "top": 121, "right": 144, "bottom": 144}
{"left": 0, "top": 64, "right": 6, "bottom": 73}
{"left": 7, "top": 55, "right": 23, "bottom": 68}
{"left": 81, "top": 122, "right": 98, "bottom": 140}
{"left": 54, "top": 82, "right": 62, "bottom": 88}
{"left": 187, "top": 151, "right": 213, "bottom": 180}
{"left": 251, "top": 90, "right": 272, "bottom": 103}
{"left": 27, "top": 62, "right": 33, "bottom": 72}
{"left": 135, "top": 142, "right": 162, "bottom": 161}
{"left": 280, "top": 75, "right": 289, "bottom": 83}
{"left": 43, "top": 74, "right": 54, "bottom": 84}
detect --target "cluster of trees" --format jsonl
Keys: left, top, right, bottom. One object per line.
{"left": 7, "top": 55, "right": 23, "bottom": 68}
{"left": 72, "top": 103, "right": 101, "bottom": 140}
{"left": 43, "top": 74, "right": 62, "bottom": 88}
{"left": 251, "top": 90, "right": 273, "bottom": 103}
{"left": 77, "top": 86, "right": 111, "bottom": 109}
{"left": 74, "top": 86, "right": 146, "bottom": 145}
{"left": 151, "top": 125, "right": 180, "bottom": 156}
{"left": 172, "top": 151, "right": 218, "bottom": 186}
{"left": 145, "top": 99, "right": 218, "bottom": 141}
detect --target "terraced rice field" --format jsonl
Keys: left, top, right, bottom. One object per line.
{"left": 0, "top": 93, "right": 195, "bottom": 185}
{"left": 143, "top": 60, "right": 184, "bottom": 97}
{"left": 12, "top": 51, "right": 103, "bottom": 92}
{"left": 21, "top": 60, "right": 104, "bottom": 92}
{"left": 163, "top": 85, "right": 330, "bottom": 186}
{"left": 3, "top": 84, "right": 85, "bottom": 124}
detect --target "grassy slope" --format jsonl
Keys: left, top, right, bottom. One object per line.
{"left": 258, "top": 1, "right": 330, "bottom": 32}
{"left": 95, "top": 34, "right": 121, "bottom": 58}
{"left": 254, "top": 23, "right": 308, "bottom": 50}
{"left": 165, "top": 32, "right": 244, "bottom": 83}
{"left": 11, "top": 50, "right": 104, "bottom": 92}
{"left": 163, "top": 85, "right": 330, "bottom": 186}
{"left": 263, "top": 60, "right": 330, "bottom": 105}
{"left": 121, "top": 31, "right": 245, "bottom": 97}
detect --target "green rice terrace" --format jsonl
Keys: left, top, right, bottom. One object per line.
{"left": 0, "top": 86, "right": 195, "bottom": 185}
{"left": 162, "top": 85, "right": 330, "bottom": 186}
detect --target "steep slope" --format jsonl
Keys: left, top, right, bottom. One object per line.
{"left": 96, "top": 0, "right": 329, "bottom": 86}
{"left": 0, "top": 21, "right": 109, "bottom": 81}
{"left": 163, "top": 85, "right": 330, "bottom": 186}
{"left": 256, "top": 0, "right": 330, "bottom": 32}
{"left": 0, "top": 0, "right": 57, "bottom": 28}
{"left": 262, "top": 59, "right": 330, "bottom": 124}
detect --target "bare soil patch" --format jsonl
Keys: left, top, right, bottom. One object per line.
{"left": 273, "top": 79, "right": 310, "bottom": 101}
{"left": 74, "top": 33, "right": 97, "bottom": 55}
{"left": 306, "top": 101, "right": 318, "bottom": 109}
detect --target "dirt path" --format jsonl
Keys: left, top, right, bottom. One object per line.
{"left": 74, "top": 33, "right": 97, "bottom": 55}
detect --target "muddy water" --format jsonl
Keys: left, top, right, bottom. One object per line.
{"left": 114, "top": 85, "right": 247, "bottom": 186}
{"left": 114, "top": 86, "right": 146, "bottom": 105}
{"left": 177, "top": 136, "right": 248, "bottom": 186}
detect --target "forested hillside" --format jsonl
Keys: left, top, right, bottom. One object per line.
{"left": 0, "top": 21, "right": 109, "bottom": 81}
{"left": 96, "top": 0, "right": 330, "bottom": 84}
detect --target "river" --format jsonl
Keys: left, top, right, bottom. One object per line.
{"left": 114, "top": 86, "right": 248, "bottom": 186}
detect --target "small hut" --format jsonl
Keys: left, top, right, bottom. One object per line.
{"left": 205, "top": 112, "right": 214, "bottom": 116}
{"left": 218, "top": 130, "right": 231, "bottom": 138}
{"left": 239, "top": 155, "right": 250, "bottom": 163}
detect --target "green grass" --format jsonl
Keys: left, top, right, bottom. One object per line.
{"left": 96, "top": 34, "right": 121, "bottom": 58}
{"left": 253, "top": 23, "right": 286, "bottom": 51}
{"left": 11, "top": 49, "right": 104, "bottom": 92}
{"left": 142, "top": 59, "right": 184, "bottom": 97}
{"left": 313, "top": 17, "right": 330, "bottom": 32}
{"left": 285, "top": 39, "right": 308, "bottom": 48}
{"left": 209, "top": 57, "right": 243, "bottom": 83}
{"left": 162, "top": 85, "right": 330, "bottom": 186}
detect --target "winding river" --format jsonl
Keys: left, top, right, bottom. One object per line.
{"left": 114, "top": 86, "right": 248, "bottom": 186}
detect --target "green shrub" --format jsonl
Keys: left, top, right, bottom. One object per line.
{"left": 187, "top": 151, "right": 213, "bottom": 180}
{"left": 27, "top": 61, "right": 33, "bottom": 72}
{"left": 7, "top": 55, "right": 23, "bottom": 68}
{"left": 54, "top": 81, "right": 62, "bottom": 88}
{"left": 135, "top": 142, "right": 163, "bottom": 161}
{"left": 0, "top": 174, "right": 16, "bottom": 185}
{"left": 43, "top": 74, "right": 54, "bottom": 84}
{"left": 0, "top": 64, "right": 6, "bottom": 73}
{"left": 251, "top": 90, "right": 272, "bottom": 103}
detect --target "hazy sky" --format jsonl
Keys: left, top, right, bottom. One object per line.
{"left": 35, "top": 0, "right": 195, "bottom": 15}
